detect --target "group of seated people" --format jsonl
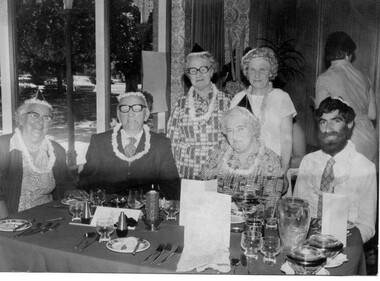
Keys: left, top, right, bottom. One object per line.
{"left": 0, "top": 41, "right": 376, "bottom": 245}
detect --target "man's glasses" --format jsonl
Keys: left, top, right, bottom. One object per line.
{"left": 187, "top": 64, "right": 213, "bottom": 75}
{"left": 118, "top": 104, "right": 146, "bottom": 113}
{"left": 25, "top": 111, "right": 53, "bottom": 122}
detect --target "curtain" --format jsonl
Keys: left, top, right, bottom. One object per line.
{"left": 191, "top": 0, "right": 225, "bottom": 87}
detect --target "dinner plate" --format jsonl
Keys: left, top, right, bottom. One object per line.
{"left": 231, "top": 214, "right": 245, "bottom": 224}
{"left": 61, "top": 198, "right": 78, "bottom": 205}
{"left": 106, "top": 237, "right": 150, "bottom": 253}
{"left": 324, "top": 254, "right": 348, "bottom": 268}
{"left": 0, "top": 219, "right": 32, "bottom": 232}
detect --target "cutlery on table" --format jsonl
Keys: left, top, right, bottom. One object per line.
{"left": 74, "top": 232, "right": 97, "bottom": 249}
{"left": 12, "top": 219, "right": 36, "bottom": 232}
{"left": 240, "top": 253, "right": 250, "bottom": 275}
{"left": 157, "top": 245, "right": 183, "bottom": 265}
{"left": 13, "top": 222, "right": 43, "bottom": 238}
{"left": 23, "top": 222, "right": 53, "bottom": 236}
{"left": 78, "top": 234, "right": 100, "bottom": 252}
{"left": 152, "top": 243, "right": 172, "bottom": 263}
{"left": 142, "top": 243, "right": 164, "bottom": 264}
{"left": 44, "top": 217, "right": 64, "bottom": 222}
{"left": 132, "top": 238, "right": 144, "bottom": 255}
{"left": 230, "top": 257, "right": 240, "bottom": 274}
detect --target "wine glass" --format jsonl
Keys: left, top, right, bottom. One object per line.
{"left": 162, "top": 200, "right": 180, "bottom": 220}
{"left": 260, "top": 236, "right": 281, "bottom": 266}
{"left": 241, "top": 230, "right": 263, "bottom": 260}
{"left": 69, "top": 201, "right": 85, "bottom": 222}
{"left": 96, "top": 218, "right": 114, "bottom": 242}
{"left": 90, "top": 188, "right": 106, "bottom": 206}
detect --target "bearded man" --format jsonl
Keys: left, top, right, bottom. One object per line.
{"left": 293, "top": 97, "right": 377, "bottom": 243}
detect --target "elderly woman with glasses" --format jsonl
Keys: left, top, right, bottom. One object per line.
{"left": 0, "top": 93, "right": 80, "bottom": 219}
{"left": 167, "top": 46, "right": 231, "bottom": 179}
{"left": 230, "top": 47, "right": 296, "bottom": 193}
{"left": 79, "top": 91, "right": 180, "bottom": 199}
{"left": 200, "top": 107, "right": 283, "bottom": 199}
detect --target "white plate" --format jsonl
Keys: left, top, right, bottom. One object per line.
{"left": 325, "top": 254, "right": 348, "bottom": 268}
{"left": 0, "top": 219, "right": 32, "bottom": 232}
{"left": 231, "top": 214, "right": 245, "bottom": 224}
{"left": 106, "top": 237, "right": 150, "bottom": 254}
{"left": 61, "top": 198, "right": 78, "bottom": 205}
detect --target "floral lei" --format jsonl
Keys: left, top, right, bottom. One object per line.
{"left": 14, "top": 127, "right": 56, "bottom": 174}
{"left": 111, "top": 123, "right": 151, "bottom": 162}
{"left": 221, "top": 143, "right": 266, "bottom": 176}
{"left": 188, "top": 83, "right": 218, "bottom": 122}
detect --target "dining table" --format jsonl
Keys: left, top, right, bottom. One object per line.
{"left": 0, "top": 200, "right": 367, "bottom": 275}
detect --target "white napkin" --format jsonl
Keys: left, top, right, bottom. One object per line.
{"left": 176, "top": 180, "right": 231, "bottom": 273}
{"left": 90, "top": 206, "right": 141, "bottom": 230}
{"left": 281, "top": 261, "right": 330, "bottom": 275}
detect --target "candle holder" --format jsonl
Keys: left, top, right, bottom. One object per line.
{"left": 141, "top": 214, "right": 164, "bottom": 231}
{"left": 143, "top": 190, "right": 162, "bottom": 231}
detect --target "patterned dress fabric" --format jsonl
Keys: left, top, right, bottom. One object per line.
{"left": 317, "top": 158, "right": 335, "bottom": 219}
{"left": 167, "top": 90, "right": 230, "bottom": 179}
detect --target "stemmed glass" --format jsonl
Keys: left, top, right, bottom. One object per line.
{"left": 69, "top": 201, "right": 85, "bottom": 222}
{"left": 260, "top": 236, "right": 281, "bottom": 266}
{"left": 96, "top": 218, "right": 114, "bottom": 242}
{"left": 162, "top": 200, "right": 180, "bottom": 220}
{"left": 90, "top": 188, "right": 106, "bottom": 206}
{"left": 241, "top": 231, "right": 263, "bottom": 260}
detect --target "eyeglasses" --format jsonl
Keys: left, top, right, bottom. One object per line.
{"left": 118, "top": 104, "right": 146, "bottom": 113}
{"left": 25, "top": 111, "right": 53, "bottom": 122}
{"left": 187, "top": 64, "right": 213, "bottom": 75}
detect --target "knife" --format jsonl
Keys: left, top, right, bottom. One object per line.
{"left": 24, "top": 222, "right": 53, "bottom": 236}
{"left": 132, "top": 238, "right": 144, "bottom": 255}
{"left": 12, "top": 219, "right": 35, "bottom": 232}
{"left": 240, "top": 253, "right": 250, "bottom": 275}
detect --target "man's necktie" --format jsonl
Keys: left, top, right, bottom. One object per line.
{"left": 317, "top": 158, "right": 335, "bottom": 219}
{"left": 124, "top": 137, "right": 137, "bottom": 157}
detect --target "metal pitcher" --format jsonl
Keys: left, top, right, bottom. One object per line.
{"left": 277, "top": 197, "right": 310, "bottom": 252}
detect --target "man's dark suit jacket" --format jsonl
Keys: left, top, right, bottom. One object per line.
{"left": 78, "top": 128, "right": 180, "bottom": 200}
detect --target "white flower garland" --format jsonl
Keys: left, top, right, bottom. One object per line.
{"left": 188, "top": 83, "right": 218, "bottom": 122}
{"left": 111, "top": 123, "right": 151, "bottom": 162}
{"left": 14, "top": 127, "right": 56, "bottom": 174}
{"left": 221, "top": 143, "right": 266, "bottom": 176}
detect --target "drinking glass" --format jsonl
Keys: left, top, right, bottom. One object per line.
{"left": 69, "top": 201, "right": 85, "bottom": 222}
{"left": 242, "top": 204, "right": 258, "bottom": 222}
{"left": 260, "top": 236, "right": 281, "bottom": 266}
{"left": 264, "top": 218, "right": 278, "bottom": 237}
{"left": 241, "top": 231, "right": 263, "bottom": 260}
{"left": 90, "top": 188, "right": 106, "bottom": 206}
{"left": 244, "top": 218, "right": 263, "bottom": 234}
{"left": 162, "top": 200, "right": 180, "bottom": 220}
{"left": 128, "top": 189, "right": 144, "bottom": 209}
{"left": 96, "top": 218, "right": 114, "bottom": 242}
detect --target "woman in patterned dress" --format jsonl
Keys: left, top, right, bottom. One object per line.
{"left": 167, "top": 49, "right": 230, "bottom": 179}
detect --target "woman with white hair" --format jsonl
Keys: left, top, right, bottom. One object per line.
{"left": 0, "top": 93, "right": 78, "bottom": 218}
{"left": 230, "top": 47, "right": 296, "bottom": 193}
{"left": 167, "top": 45, "right": 230, "bottom": 179}
{"left": 200, "top": 107, "right": 283, "bottom": 198}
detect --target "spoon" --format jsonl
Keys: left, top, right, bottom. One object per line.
{"left": 240, "top": 253, "right": 250, "bottom": 274}
{"left": 231, "top": 257, "right": 240, "bottom": 274}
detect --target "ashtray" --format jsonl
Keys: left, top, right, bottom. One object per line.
{"left": 287, "top": 245, "right": 327, "bottom": 274}
{"left": 308, "top": 234, "right": 343, "bottom": 259}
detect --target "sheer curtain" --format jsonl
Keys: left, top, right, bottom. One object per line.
{"left": 191, "top": 0, "right": 225, "bottom": 87}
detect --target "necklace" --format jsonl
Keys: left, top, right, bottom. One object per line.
{"left": 112, "top": 123, "right": 151, "bottom": 163}
{"left": 188, "top": 83, "right": 218, "bottom": 122}
{"left": 221, "top": 143, "right": 265, "bottom": 176}
{"left": 14, "top": 128, "right": 56, "bottom": 174}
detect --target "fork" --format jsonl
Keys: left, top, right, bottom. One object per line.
{"left": 157, "top": 245, "right": 183, "bottom": 265}
{"left": 142, "top": 243, "right": 165, "bottom": 264}
{"left": 152, "top": 243, "right": 172, "bottom": 263}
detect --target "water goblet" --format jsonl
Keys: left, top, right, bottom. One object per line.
{"left": 96, "top": 218, "right": 114, "bottom": 242}
{"left": 242, "top": 203, "right": 258, "bottom": 222}
{"left": 241, "top": 231, "right": 263, "bottom": 260}
{"left": 260, "top": 236, "right": 281, "bottom": 266}
{"left": 244, "top": 218, "right": 263, "bottom": 233}
{"left": 90, "top": 188, "right": 106, "bottom": 206}
{"left": 264, "top": 218, "right": 278, "bottom": 237}
{"left": 69, "top": 201, "right": 85, "bottom": 222}
{"left": 162, "top": 200, "right": 180, "bottom": 220}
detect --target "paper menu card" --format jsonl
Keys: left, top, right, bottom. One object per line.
{"left": 90, "top": 206, "right": 141, "bottom": 230}
{"left": 321, "top": 193, "right": 348, "bottom": 247}
{"left": 179, "top": 179, "right": 231, "bottom": 247}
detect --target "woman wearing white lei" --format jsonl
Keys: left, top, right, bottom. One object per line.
{"left": 0, "top": 93, "right": 80, "bottom": 219}
{"left": 200, "top": 107, "right": 284, "bottom": 200}
{"left": 167, "top": 44, "right": 231, "bottom": 179}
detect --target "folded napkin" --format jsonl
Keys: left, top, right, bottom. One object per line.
{"left": 176, "top": 179, "right": 231, "bottom": 273}
{"left": 325, "top": 253, "right": 348, "bottom": 268}
{"left": 281, "top": 261, "right": 330, "bottom": 275}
